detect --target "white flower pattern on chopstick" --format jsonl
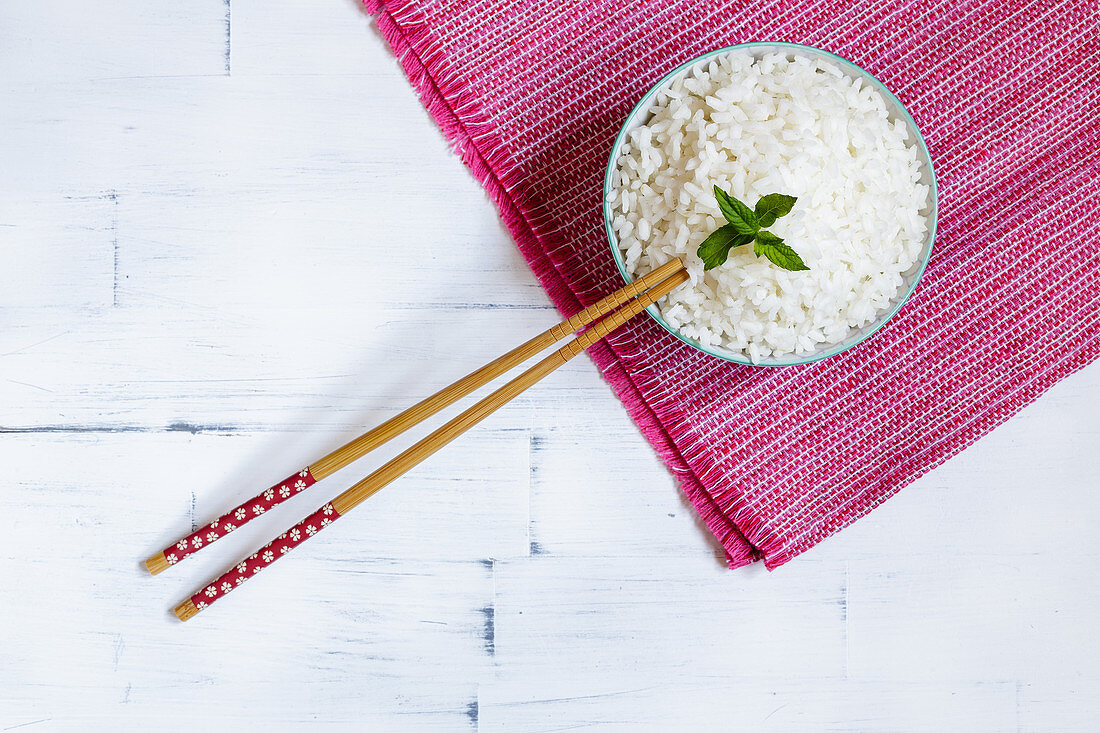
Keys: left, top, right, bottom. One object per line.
{"left": 188, "top": 501, "right": 334, "bottom": 608}
{"left": 169, "top": 469, "right": 316, "bottom": 566}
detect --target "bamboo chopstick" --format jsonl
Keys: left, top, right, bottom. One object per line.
{"left": 173, "top": 264, "right": 689, "bottom": 620}
{"left": 145, "top": 258, "right": 686, "bottom": 575}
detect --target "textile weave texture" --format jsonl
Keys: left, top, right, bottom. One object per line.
{"left": 363, "top": 0, "right": 1100, "bottom": 567}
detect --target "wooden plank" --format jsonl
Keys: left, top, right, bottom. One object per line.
{"left": 528, "top": 423, "right": 728, "bottom": 559}
{"left": 0, "top": 1, "right": 227, "bottom": 81}
{"left": 231, "top": 0, "right": 396, "bottom": 77}
{"left": 491, "top": 554, "right": 847, "bottom": 679}
{"left": 0, "top": 306, "right": 605, "bottom": 429}
{"left": 846, "top": 554, "right": 1100, "bottom": 683}
{"left": 479, "top": 677, "right": 1017, "bottom": 732}
{"left": 0, "top": 194, "right": 115, "bottom": 310}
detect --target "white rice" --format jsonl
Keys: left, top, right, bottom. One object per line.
{"left": 609, "top": 50, "right": 931, "bottom": 362}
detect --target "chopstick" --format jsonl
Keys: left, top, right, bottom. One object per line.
{"left": 172, "top": 263, "right": 688, "bottom": 620}
{"left": 144, "top": 257, "right": 686, "bottom": 575}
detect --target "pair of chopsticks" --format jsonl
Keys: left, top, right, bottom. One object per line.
{"left": 146, "top": 258, "right": 688, "bottom": 621}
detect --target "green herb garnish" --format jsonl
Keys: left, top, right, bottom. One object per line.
{"left": 697, "top": 187, "right": 807, "bottom": 271}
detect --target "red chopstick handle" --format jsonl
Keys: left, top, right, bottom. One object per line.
{"left": 148, "top": 468, "right": 318, "bottom": 572}
{"left": 181, "top": 502, "right": 341, "bottom": 618}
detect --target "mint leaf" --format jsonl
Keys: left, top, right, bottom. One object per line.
{"left": 713, "top": 186, "right": 759, "bottom": 235}
{"left": 754, "top": 193, "right": 798, "bottom": 227}
{"left": 753, "top": 231, "right": 809, "bottom": 271}
{"left": 697, "top": 225, "right": 754, "bottom": 270}
{"left": 691, "top": 187, "right": 805, "bottom": 272}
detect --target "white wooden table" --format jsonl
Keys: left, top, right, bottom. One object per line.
{"left": 2, "top": 2, "right": 1098, "bottom": 730}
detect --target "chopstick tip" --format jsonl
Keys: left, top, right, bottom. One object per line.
{"left": 144, "top": 552, "right": 170, "bottom": 575}
{"left": 174, "top": 599, "right": 200, "bottom": 622}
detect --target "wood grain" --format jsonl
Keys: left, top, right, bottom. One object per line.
{"left": 1, "top": 0, "right": 1098, "bottom": 729}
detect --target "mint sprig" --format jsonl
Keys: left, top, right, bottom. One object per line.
{"left": 697, "top": 186, "right": 807, "bottom": 271}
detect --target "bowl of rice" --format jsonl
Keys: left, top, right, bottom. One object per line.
{"left": 604, "top": 42, "right": 938, "bottom": 365}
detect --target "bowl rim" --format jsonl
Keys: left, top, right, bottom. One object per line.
{"left": 602, "top": 41, "right": 939, "bottom": 367}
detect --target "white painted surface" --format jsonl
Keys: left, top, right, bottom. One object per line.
{"left": 1, "top": 2, "right": 1097, "bottom": 730}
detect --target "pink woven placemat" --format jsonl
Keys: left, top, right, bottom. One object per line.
{"left": 364, "top": 0, "right": 1100, "bottom": 567}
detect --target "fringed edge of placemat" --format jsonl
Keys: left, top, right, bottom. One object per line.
{"left": 363, "top": 0, "right": 764, "bottom": 568}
